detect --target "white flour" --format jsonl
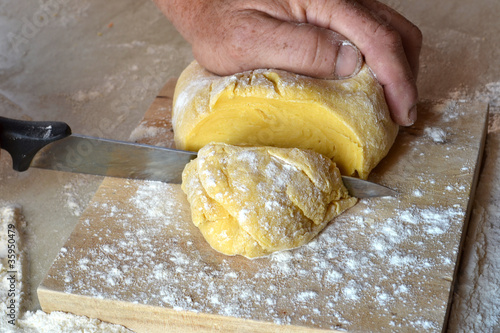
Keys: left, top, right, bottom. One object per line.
{"left": 13, "top": 311, "right": 132, "bottom": 333}
{"left": 424, "top": 127, "right": 447, "bottom": 144}
{"left": 0, "top": 205, "right": 133, "bottom": 333}
{"left": 43, "top": 174, "right": 468, "bottom": 332}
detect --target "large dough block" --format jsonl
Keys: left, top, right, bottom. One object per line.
{"left": 172, "top": 61, "right": 398, "bottom": 179}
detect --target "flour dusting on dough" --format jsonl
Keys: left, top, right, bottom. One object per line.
{"left": 181, "top": 143, "right": 357, "bottom": 258}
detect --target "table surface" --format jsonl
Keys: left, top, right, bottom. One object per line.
{"left": 1, "top": 0, "right": 499, "bottom": 332}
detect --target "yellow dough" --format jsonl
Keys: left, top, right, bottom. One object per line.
{"left": 182, "top": 143, "right": 357, "bottom": 258}
{"left": 173, "top": 61, "right": 398, "bottom": 179}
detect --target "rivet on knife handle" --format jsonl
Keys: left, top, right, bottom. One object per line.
{"left": 0, "top": 116, "right": 72, "bottom": 172}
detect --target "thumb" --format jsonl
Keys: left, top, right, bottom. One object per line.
{"left": 195, "top": 14, "right": 362, "bottom": 79}
{"left": 279, "top": 24, "right": 363, "bottom": 79}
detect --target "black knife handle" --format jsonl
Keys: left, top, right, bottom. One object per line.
{"left": 0, "top": 116, "right": 72, "bottom": 171}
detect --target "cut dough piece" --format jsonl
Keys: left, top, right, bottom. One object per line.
{"left": 181, "top": 143, "right": 357, "bottom": 259}
{"left": 173, "top": 61, "right": 398, "bottom": 179}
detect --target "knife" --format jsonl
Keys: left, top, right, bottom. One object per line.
{"left": 0, "top": 116, "right": 397, "bottom": 198}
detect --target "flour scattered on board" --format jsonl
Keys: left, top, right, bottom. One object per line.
{"left": 45, "top": 178, "right": 467, "bottom": 331}
{"left": 424, "top": 127, "right": 447, "bottom": 143}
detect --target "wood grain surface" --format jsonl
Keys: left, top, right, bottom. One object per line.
{"left": 38, "top": 78, "right": 488, "bottom": 332}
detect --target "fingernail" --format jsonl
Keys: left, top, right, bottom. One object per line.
{"left": 332, "top": 42, "right": 362, "bottom": 79}
{"left": 408, "top": 104, "right": 418, "bottom": 125}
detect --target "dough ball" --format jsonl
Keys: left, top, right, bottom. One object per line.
{"left": 181, "top": 143, "right": 357, "bottom": 259}
{"left": 173, "top": 61, "right": 398, "bottom": 179}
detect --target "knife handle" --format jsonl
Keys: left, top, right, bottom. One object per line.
{"left": 0, "top": 116, "right": 72, "bottom": 171}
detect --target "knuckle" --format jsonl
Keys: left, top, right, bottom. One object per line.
{"left": 373, "top": 24, "right": 401, "bottom": 47}
{"left": 299, "top": 30, "right": 335, "bottom": 76}
{"left": 408, "top": 23, "right": 423, "bottom": 47}
{"left": 224, "top": 18, "right": 259, "bottom": 64}
{"left": 193, "top": 16, "right": 259, "bottom": 74}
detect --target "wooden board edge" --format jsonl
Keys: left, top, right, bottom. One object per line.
{"left": 443, "top": 102, "right": 489, "bottom": 332}
{"left": 157, "top": 77, "right": 178, "bottom": 98}
{"left": 37, "top": 285, "right": 340, "bottom": 333}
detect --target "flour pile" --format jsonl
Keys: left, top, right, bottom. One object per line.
{"left": 0, "top": 205, "right": 132, "bottom": 333}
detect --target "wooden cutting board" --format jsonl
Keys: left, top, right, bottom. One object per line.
{"left": 38, "top": 78, "right": 488, "bottom": 332}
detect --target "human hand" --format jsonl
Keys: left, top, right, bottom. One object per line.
{"left": 155, "top": 0, "right": 422, "bottom": 126}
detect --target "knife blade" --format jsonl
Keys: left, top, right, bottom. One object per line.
{"left": 0, "top": 116, "right": 397, "bottom": 197}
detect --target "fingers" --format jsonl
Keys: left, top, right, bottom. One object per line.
{"left": 304, "top": 0, "right": 422, "bottom": 126}
{"left": 356, "top": 0, "right": 422, "bottom": 79}
{"left": 192, "top": 11, "right": 363, "bottom": 80}
{"left": 158, "top": 0, "right": 422, "bottom": 126}
{"left": 229, "top": 1, "right": 422, "bottom": 126}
